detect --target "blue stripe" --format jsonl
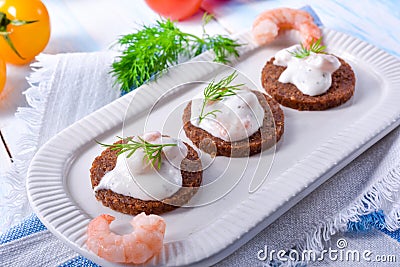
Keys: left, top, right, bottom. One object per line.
{"left": 347, "top": 210, "right": 400, "bottom": 243}
{"left": 347, "top": 210, "right": 386, "bottom": 232}
{"left": 381, "top": 228, "right": 400, "bottom": 243}
{"left": 0, "top": 214, "right": 47, "bottom": 244}
{"left": 58, "top": 256, "right": 100, "bottom": 267}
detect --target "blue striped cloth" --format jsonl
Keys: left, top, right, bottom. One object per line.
{"left": 1, "top": 211, "right": 399, "bottom": 266}
{"left": 0, "top": 215, "right": 98, "bottom": 267}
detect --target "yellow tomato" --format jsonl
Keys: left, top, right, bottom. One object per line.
{"left": 0, "top": 58, "right": 5, "bottom": 94}
{"left": 0, "top": 0, "right": 50, "bottom": 65}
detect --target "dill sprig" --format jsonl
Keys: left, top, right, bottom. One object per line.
{"left": 98, "top": 137, "right": 176, "bottom": 169}
{"left": 290, "top": 38, "right": 326, "bottom": 59}
{"left": 112, "top": 14, "right": 241, "bottom": 93}
{"left": 198, "top": 71, "right": 244, "bottom": 123}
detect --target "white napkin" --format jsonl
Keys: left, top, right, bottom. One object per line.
{"left": 1, "top": 52, "right": 120, "bottom": 231}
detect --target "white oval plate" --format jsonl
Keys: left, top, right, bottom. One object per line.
{"left": 27, "top": 29, "right": 400, "bottom": 266}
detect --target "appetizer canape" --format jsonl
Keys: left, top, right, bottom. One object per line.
{"left": 183, "top": 71, "right": 284, "bottom": 157}
{"left": 90, "top": 131, "right": 202, "bottom": 215}
{"left": 261, "top": 39, "right": 356, "bottom": 110}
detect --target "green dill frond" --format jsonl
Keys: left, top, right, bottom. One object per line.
{"left": 98, "top": 136, "right": 176, "bottom": 169}
{"left": 111, "top": 18, "right": 242, "bottom": 93}
{"left": 198, "top": 71, "right": 244, "bottom": 123}
{"left": 290, "top": 38, "right": 326, "bottom": 59}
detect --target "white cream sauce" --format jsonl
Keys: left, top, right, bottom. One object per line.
{"left": 190, "top": 89, "right": 264, "bottom": 142}
{"left": 273, "top": 45, "right": 341, "bottom": 96}
{"left": 94, "top": 131, "right": 188, "bottom": 200}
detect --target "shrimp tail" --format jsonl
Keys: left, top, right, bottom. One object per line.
{"left": 252, "top": 7, "right": 321, "bottom": 48}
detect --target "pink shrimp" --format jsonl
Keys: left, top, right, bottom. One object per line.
{"left": 142, "top": 131, "right": 162, "bottom": 142}
{"left": 252, "top": 7, "right": 321, "bottom": 48}
{"left": 86, "top": 213, "right": 166, "bottom": 264}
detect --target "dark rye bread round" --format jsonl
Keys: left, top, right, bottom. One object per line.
{"left": 182, "top": 90, "right": 284, "bottom": 157}
{"left": 262, "top": 57, "right": 356, "bottom": 111}
{"left": 90, "top": 139, "right": 202, "bottom": 215}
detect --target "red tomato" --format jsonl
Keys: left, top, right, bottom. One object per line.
{"left": 0, "top": 58, "right": 5, "bottom": 94}
{"left": 0, "top": 0, "right": 51, "bottom": 65}
{"left": 145, "top": 0, "right": 202, "bottom": 21}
